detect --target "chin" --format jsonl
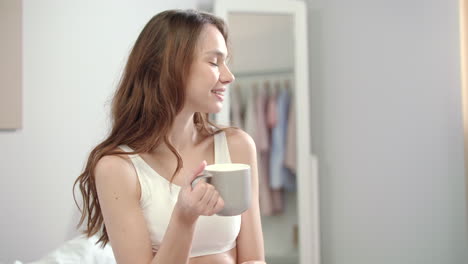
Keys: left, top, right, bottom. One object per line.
{"left": 206, "top": 103, "right": 223, "bottom": 114}
{"left": 209, "top": 107, "right": 223, "bottom": 114}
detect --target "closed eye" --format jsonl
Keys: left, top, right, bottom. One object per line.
{"left": 209, "top": 62, "right": 219, "bottom": 67}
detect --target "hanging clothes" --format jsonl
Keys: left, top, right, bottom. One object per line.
{"left": 255, "top": 83, "right": 274, "bottom": 216}
{"left": 284, "top": 102, "right": 296, "bottom": 175}
{"left": 284, "top": 81, "right": 296, "bottom": 174}
{"left": 254, "top": 83, "right": 270, "bottom": 152}
{"left": 265, "top": 85, "right": 282, "bottom": 214}
{"left": 243, "top": 83, "right": 257, "bottom": 138}
{"left": 269, "top": 88, "right": 291, "bottom": 189}
{"left": 228, "top": 75, "right": 296, "bottom": 216}
{"left": 266, "top": 87, "right": 278, "bottom": 128}
{"left": 283, "top": 80, "right": 297, "bottom": 192}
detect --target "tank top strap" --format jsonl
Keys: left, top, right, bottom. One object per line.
{"left": 214, "top": 131, "right": 232, "bottom": 164}
{"left": 119, "top": 144, "right": 134, "bottom": 153}
{"left": 118, "top": 144, "right": 152, "bottom": 206}
{"left": 118, "top": 145, "right": 145, "bottom": 166}
{"left": 118, "top": 145, "right": 150, "bottom": 172}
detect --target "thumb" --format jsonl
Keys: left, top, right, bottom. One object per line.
{"left": 185, "top": 160, "right": 207, "bottom": 186}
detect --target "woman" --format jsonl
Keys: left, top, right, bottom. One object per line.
{"left": 74, "top": 9, "right": 265, "bottom": 264}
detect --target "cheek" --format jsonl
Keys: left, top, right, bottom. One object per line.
{"left": 192, "top": 67, "right": 219, "bottom": 86}
{"left": 207, "top": 68, "right": 220, "bottom": 84}
{"left": 187, "top": 60, "right": 220, "bottom": 89}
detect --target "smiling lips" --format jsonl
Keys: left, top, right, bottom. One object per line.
{"left": 211, "top": 88, "right": 225, "bottom": 101}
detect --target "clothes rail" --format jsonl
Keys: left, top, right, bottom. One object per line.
{"left": 233, "top": 67, "right": 293, "bottom": 78}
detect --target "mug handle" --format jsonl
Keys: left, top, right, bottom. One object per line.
{"left": 191, "top": 172, "right": 213, "bottom": 188}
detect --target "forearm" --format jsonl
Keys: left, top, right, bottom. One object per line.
{"left": 151, "top": 206, "right": 198, "bottom": 264}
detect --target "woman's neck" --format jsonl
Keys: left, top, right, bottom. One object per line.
{"left": 155, "top": 111, "right": 201, "bottom": 154}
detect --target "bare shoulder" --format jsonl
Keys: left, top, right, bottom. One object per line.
{"left": 94, "top": 152, "right": 139, "bottom": 199}
{"left": 224, "top": 128, "right": 255, "bottom": 148}
{"left": 92, "top": 151, "right": 152, "bottom": 263}
{"left": 223, "top": 128, "right": 257, "bottom": 163}
{"left": 95, "top": 153, "right": 134, "bottom": 178}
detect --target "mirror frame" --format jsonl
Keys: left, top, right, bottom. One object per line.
{"left": 214, "top": 1, "right": 320, "bottom": 264}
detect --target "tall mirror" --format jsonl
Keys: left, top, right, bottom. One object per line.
{"left": 214, "top": 1, "right": 320, "bottom": 264}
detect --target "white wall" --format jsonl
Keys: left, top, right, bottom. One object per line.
{"left": 306, "top": 0, "right": 468, "bottom": 263}
{"left": 0, "top": 0, "right": 197, "bottom": 262}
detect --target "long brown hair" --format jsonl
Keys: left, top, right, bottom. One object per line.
{"left": 73, "top": 9, "right": 229, "bottom": 246}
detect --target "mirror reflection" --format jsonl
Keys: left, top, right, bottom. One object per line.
{"left": 227, "top": 13, "right": 299, "bottom": 264}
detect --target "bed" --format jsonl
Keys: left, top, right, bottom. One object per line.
{"left": 13, "top": 235, "right": 115, "bottom": 264}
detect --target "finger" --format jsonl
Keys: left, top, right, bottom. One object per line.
{"left": 202, "top": 188, "right": 218, "bottom": 216}
{"left": 191, "top": 181, "right": 208, "bottom": 201}
{"left": 213, "top": 197, "right": 225, "bottom": 213}
{"left": 185, "top": 160, "right": 207, "bottom": 186}
{"left": 207, "top": 190, "right": 220, "bottom": 209}
{"left": 198, "top": 184, "right": 216, "bottom": 204}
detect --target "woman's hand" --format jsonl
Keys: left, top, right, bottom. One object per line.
{"left": 174, "top": 160, "right": 225, "bottom": 223}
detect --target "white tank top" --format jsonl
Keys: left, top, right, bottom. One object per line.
{"left": 119, "top": 131, "right": 241, "bottom": 257}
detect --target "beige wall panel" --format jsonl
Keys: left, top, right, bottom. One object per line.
{"left": 0, "top": 0, "right": 22, "bottom": 129}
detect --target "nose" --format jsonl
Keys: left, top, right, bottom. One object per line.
{"left": 220, "top": 64, "right": 235, "bottom": 84}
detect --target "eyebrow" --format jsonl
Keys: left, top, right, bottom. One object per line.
{"left": 204, "top": 50, "right": 228, "bottom": 59}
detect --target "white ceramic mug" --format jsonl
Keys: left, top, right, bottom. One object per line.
{"left": 192, "top": 163, "right": 251, "bottom": 216}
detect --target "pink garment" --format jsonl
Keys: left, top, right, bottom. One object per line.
{"left": 255, "top": 86, "right": 269, "bottom": 152}
{"left": 258, "top": 152, "right": 274, "bottom": 216}
{"left": 255, "top": 84, "right": 275, "bottom": 216}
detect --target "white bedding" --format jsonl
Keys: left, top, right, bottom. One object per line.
{"left": 13, "top": 235, "right": 115, "bottom": 264}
